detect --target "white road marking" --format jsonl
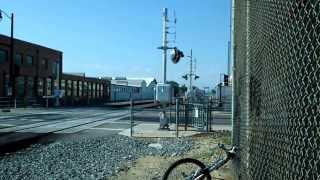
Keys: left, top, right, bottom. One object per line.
{"left": 55, "top": 115, "right": 129, "bottom": 134}
{"left": 89, "top": 127, "right": 126, "bottom": 131}
{"left": 0, "top": 123, "right": 14, "bottom": 127}
{"left": 17, "top": 112, "right": 129, "bottom": 134}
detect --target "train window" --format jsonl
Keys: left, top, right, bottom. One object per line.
{"left": 96, "top": 84, "right": 100, "bottom": 98}
{"left": 67, "top": 80, "right": 72, "bottom": 96}
{"left": 61, "top": 80, "right": 65, "bottom": 92}
{"left": 101, "top": 85, "right": 104, "bottom": 97}
{"left": 88, "top": 82, "right": 92, "bottom": 98}
{"left": 92, "top": 83, "right": 96, "bottom": 98}
{"left": 79, "top": 81, "right": 82, "bottom": 97}
{"left": 83, "top": 82, "right": 87, "bottom": 97}
{"left": 73, "top": 81, "right": 78, "bottom": 97}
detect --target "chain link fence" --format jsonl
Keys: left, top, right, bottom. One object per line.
{"left": 232, "top": 0, "right": 320, "bottom": 179}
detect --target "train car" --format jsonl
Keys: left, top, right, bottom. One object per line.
{"left": 60, "top": 73, "right": 111, "bottom": 106}
{"left": 110, "top": 84, "right": 141, "bottom": 102}
{"left": 110, "top": 77, "right": 156, "bottom": 102}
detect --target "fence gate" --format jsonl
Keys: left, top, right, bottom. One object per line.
{"left": 177, "top": 102, "right": 212, "bottom": 132}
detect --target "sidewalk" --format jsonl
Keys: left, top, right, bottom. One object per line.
{"left": 119, "top": 123, "right": 231, "bottom": 138}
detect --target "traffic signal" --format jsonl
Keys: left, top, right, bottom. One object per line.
{"left": 194, "top": 75, "right": 200, "bottom": 80}
{"left": 171, "top": 47, "right": 184, "bottom": 64}
{"left": 182, "top": 75, "right": 188, "bottom": 80}
{"left": 224, "top": 74, "right": 229, "bottom": 86}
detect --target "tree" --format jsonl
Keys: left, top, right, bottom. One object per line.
{"left": 167, "top": 81, "right": 180, "bottom": 97}
{"left": 179, "top": 84, "right": 188, "bottom": 96}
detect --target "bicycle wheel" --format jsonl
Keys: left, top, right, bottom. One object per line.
{"left": 162, "top": 158, "right": 212, "bottom": 180}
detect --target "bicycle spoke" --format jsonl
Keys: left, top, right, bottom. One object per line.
{"left": 165, "top": 162, "right": 203, "bottom": 180}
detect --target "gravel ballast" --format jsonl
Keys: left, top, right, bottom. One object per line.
{"left": 0, "top": 135, "right": 193, "bottom": 180}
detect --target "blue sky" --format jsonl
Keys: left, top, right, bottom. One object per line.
{"left": 0, "top": 0, "right": 231, "bottom": 89}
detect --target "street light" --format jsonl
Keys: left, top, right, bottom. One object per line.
{"left": 0, "top": 10, "right": 15, "bottom": 98}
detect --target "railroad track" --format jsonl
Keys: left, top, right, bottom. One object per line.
{"left": 0, "top": 110, "right": 130, "bottom": 155}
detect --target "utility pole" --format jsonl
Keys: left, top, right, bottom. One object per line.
{"left": 162, "top": 8, "right": 168, "bottom": 83}
{"left": 10, "top": 13, "right": 14, "bottom": 99}
{"left": 189, "top": 49, "right": 193, "bottom": 98}
{"left": 156, "top": 8, "right": 185, "bottom": 130}
{"left": 1, "top": 11, "right": 15, "bottom": 99}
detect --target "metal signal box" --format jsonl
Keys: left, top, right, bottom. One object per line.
{"left": 156, "top": 83, "right": 172, "bottom": 104}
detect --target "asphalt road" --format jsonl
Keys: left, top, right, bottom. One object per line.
{"left": 0, "top": 107, "right": 231, "bottom": 139}
{"left": 0, "top": 107, "right": 133, "bottom": 136}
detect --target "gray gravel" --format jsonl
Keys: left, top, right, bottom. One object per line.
{"left": 0, "top": 135, "right": 193, "bottom": 180}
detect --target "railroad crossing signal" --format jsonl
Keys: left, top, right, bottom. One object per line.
{"left": 182, "top": 75, "right": 188, "bottom": 80}
{"left": 224, "top": 74, "right": 229, "bottom": 86}
{"left": 170, "top": 47, "right": 184, "bottom": 64}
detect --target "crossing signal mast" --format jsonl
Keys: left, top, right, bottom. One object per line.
{"left": 156, "top": 8, "right": 184, "bottom": 104}
{"left": 182, "top": 49, "right": 200, "bottom": 100}
{"left": 156, "top": 8, "right": 185, "bottom": 130}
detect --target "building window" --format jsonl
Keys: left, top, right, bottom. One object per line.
{"left": 15, "top": 53, "right": 23, "bottom": 65}
{"left": 16, "top": 76, "right": 25, "bottom": 97}
{"left": 3, "top": 73, "right": 10, "bottom": 96}
{"left": 38, "top": 78, "right": 44, "bottom": 96}
{"left": 46, "top": 78, "right": 52, "bottom": 96}
{"left": 27, "top": 77, "right": 34, "bottom": 97}
{"left": 42, "top": 58, "right": 49, "bottom": 69}
{"left": 52, "top": 61, "right": 57, "bottom": 75}
{"left": 26, "top": 55, "right": 33, "bottom": 65}
{"left": 0, "top": 49, "right": 8, "bottom": 64}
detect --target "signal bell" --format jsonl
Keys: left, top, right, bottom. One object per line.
{"left": 182, "top": 75, "right": 188, "bottom": 80}
{"left": 171, "top": 47, "right": 184, "bottom": 64}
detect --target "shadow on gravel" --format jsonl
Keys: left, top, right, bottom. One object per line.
{"left": 0, "top": 132, "right": 54, "bottom": 156}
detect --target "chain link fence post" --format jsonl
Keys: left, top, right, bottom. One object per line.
{"left": 130, "top": 98, "right": 134, "bottom": 137}
{"left": 175, "top": 98, "right": 179, "bottom": 138}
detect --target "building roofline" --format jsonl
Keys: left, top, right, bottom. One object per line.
{"left": 0, "top": 34, "right": 63, "bottom": 54}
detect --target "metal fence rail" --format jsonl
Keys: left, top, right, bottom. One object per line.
{"left": 233, "top": 0, "right": 320, "bottom": 179}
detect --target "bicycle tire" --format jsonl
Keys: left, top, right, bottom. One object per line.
{"left": 162, "top": 158, "right": 212, "bottom": 180}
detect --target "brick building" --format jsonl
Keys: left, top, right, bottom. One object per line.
{"left": 0, "top": 34, "right": 110, "bottom": 106}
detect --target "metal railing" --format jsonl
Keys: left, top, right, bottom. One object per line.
{"left": 128, "top": 97, "right": 230, "bottom": 137}
{"left": 0, "top": 97, "right": 41, "bottom": 109}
